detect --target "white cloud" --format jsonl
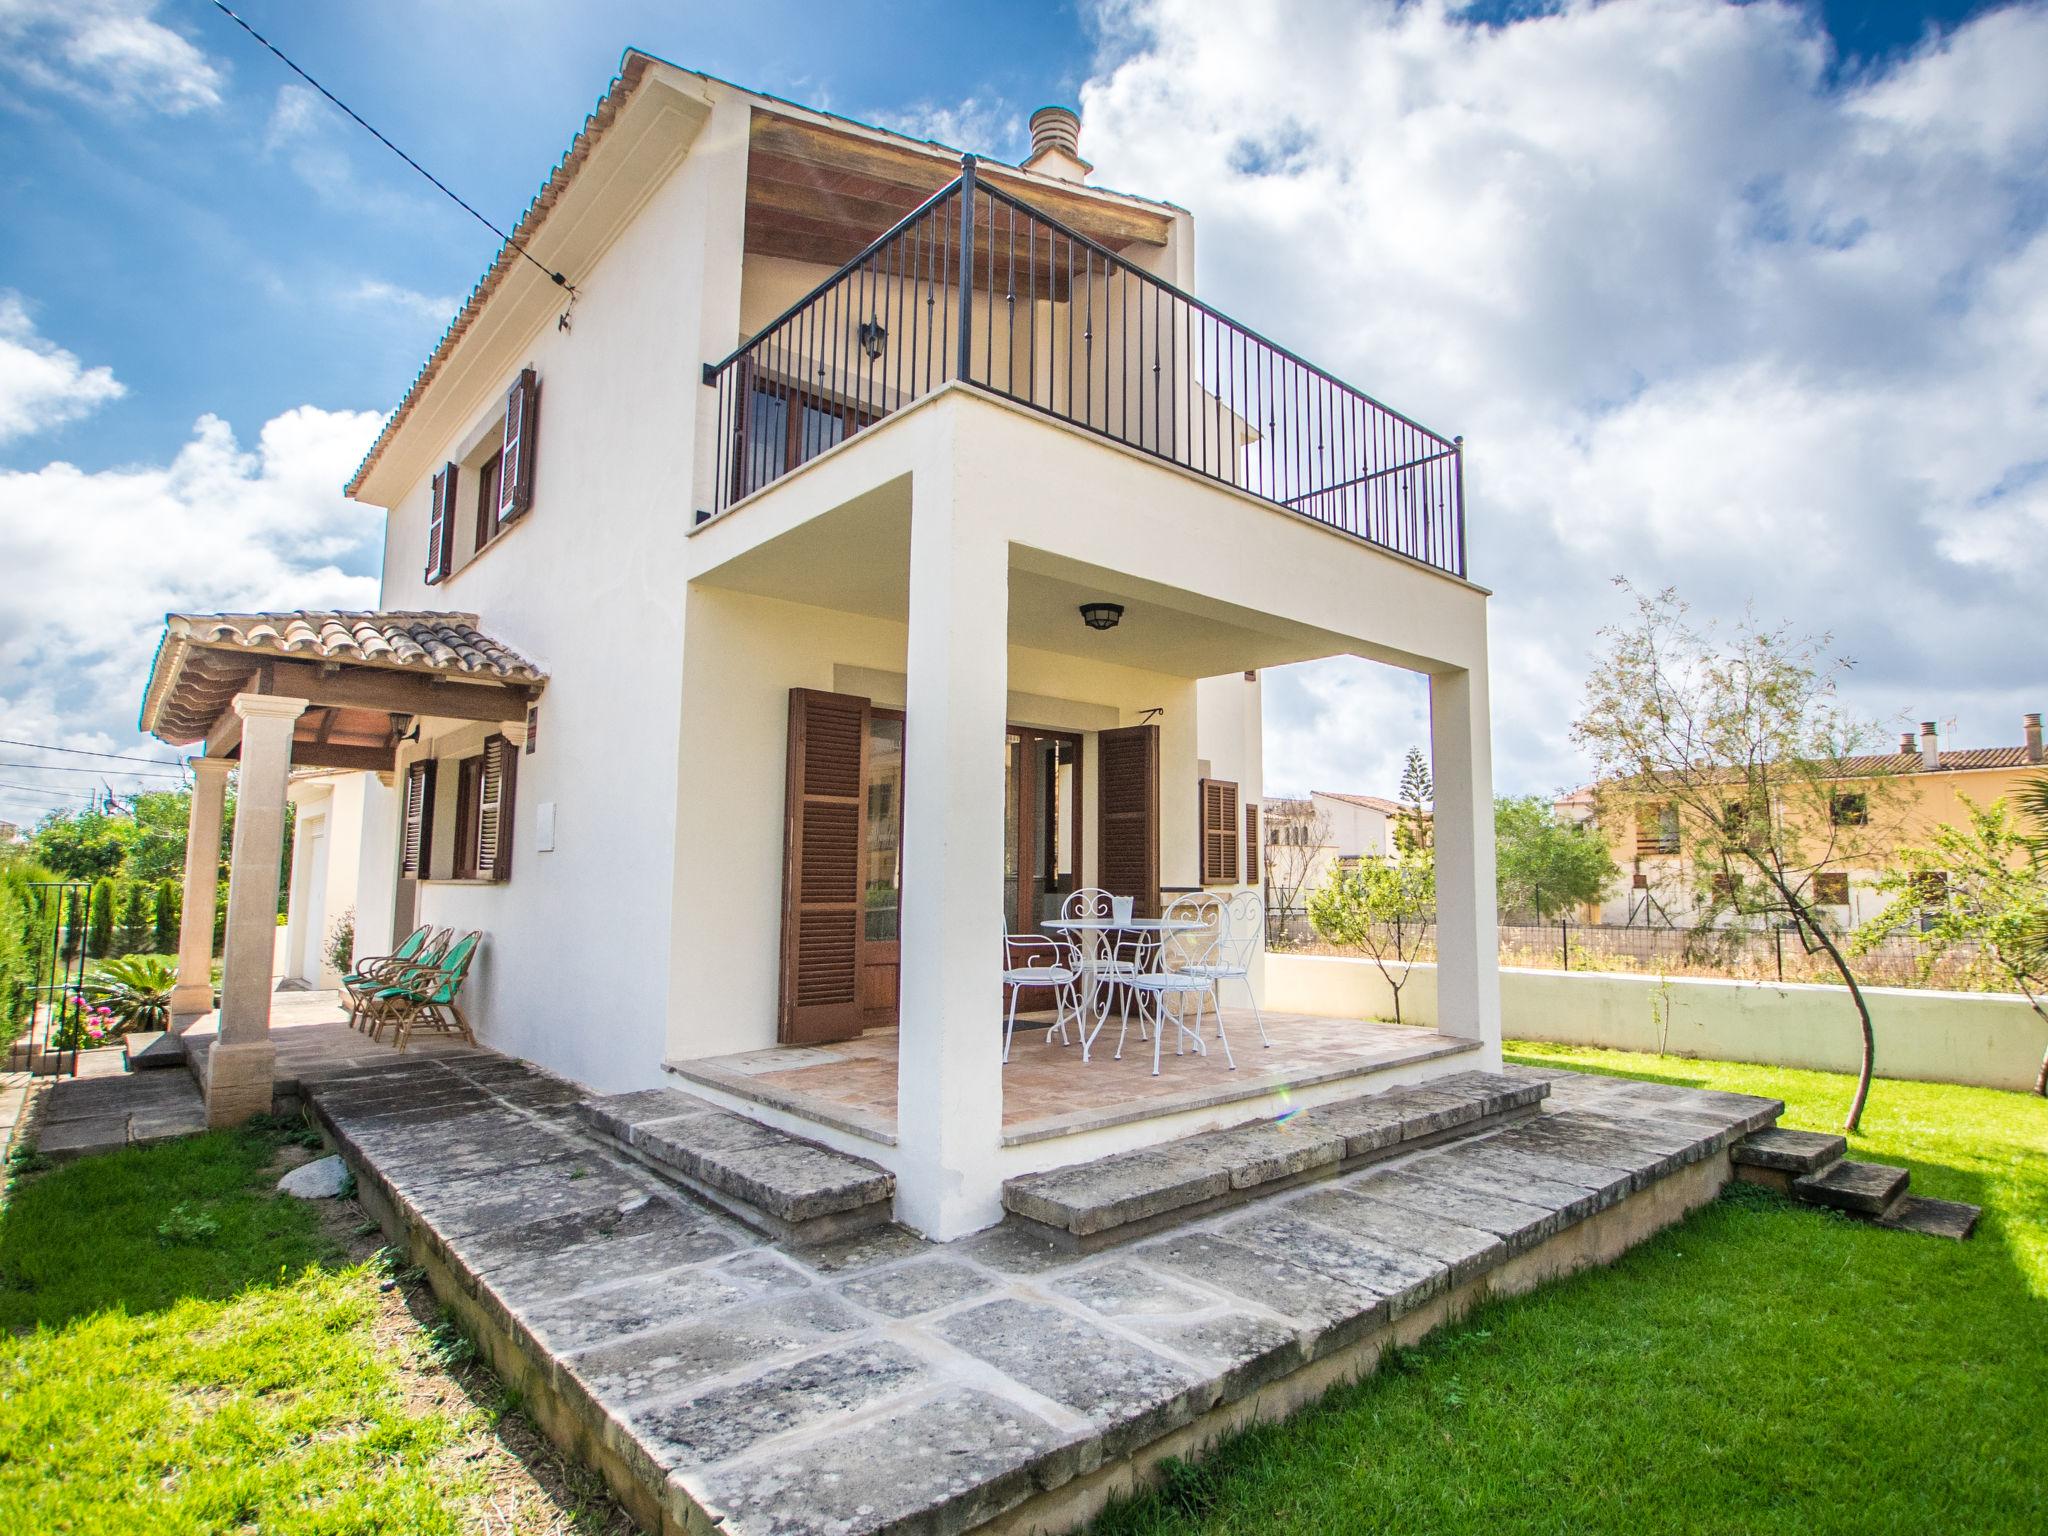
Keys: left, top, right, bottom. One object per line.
{"left": 262, "top": 82, "right": 418, "bottom": 217}
{"left": 0, "top": 0, "right": 224, "bottom": 113}
{"left": 345, "top": 278, "right": 460, "bottom": 327}
{"left": 0, "top": 405, "right": 384, "bottom": 818}
{"left": 870, "top": 96, "right": 1027, "bottom": 161}
{"left": 1078, "top": 0, "right": 2048, "bottom": 794}
{"left": 0, "top": 292, "right": 125, "bottom": 444}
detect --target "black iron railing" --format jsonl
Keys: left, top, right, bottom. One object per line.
{"left": 704, "top": 158, "right": 1467, "bottom": 577}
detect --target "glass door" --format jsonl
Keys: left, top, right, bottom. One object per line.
{"left": 1004, "top": 727, "right": 1082, "bottom": 936}
{"left": 862, "top": 710, "right": 905, "bottom": 1029}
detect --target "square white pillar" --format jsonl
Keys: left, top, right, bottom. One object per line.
{"left": 1428, "top": 665, "right": 1501, "bottom": 1057}
{"left": 169, "top": 756, "right": 232, "bottom": 1023}
{"left": 210, "top": 693, "right": 306, "bottom": 1126}
{"left": 894, "top": 460, "right": 1009, "bottom": 1239}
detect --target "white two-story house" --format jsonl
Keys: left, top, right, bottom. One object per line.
{"left": 140, "top": 51, "right": 1500, "bottom": 1238}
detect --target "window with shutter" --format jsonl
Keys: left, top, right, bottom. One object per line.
{"left": 401, "top": 760, "right": 436, "bottom": 878}
{"left": 498, "top": 369, "right": 539, "bottom": 523}
{"left": 1243, "top": 802, "right": 1260, "bottom": 886}
{"left": 1200, "top": 778, "right": 1241, "bottom": 886}
{"left": 425, "top": 463, "right": 458, "bottom": 583}
{"left": 475, "top": 733, "right": 517, "bottom": 882}
{"left": 1097, "top": 724, "right": 1160, "bottom": 917}
{"left": 779, "top": 689, "right": 870, "bottom": 1044}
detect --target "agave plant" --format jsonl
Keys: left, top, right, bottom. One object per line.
{"left": 84, "top": 954, "right": 178, "bottom": 1034}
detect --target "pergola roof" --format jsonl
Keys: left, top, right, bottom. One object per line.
{"left": 140, "top": 611, "right": 545, "bottom": 750}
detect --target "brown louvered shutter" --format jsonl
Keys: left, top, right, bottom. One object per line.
{"left": 425, "top": 463, "right": 458, "bottom": 583}
{"left": 401, "top": 760, "right": 436, "bottom": 878}
{"left": 1244, "top": 802, "right": 1260, "bottom": 886}
{"left": 1097, "top": 724, "right": 1159, "bottom": 917}
{"left": 498, "top": 368, "right": 539, "bottom": 524}
{"left": 475, "top": 733, "right": 517, "bottom": 882}
{"left": 779, "top": 689, "right": 869, "bottom": 1044}
{"left": 1200, "top": 778, "right": 1241, "bottom": 886}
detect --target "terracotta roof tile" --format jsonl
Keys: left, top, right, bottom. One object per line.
{"left": 140, "top": 611, "right": 545, "bottom": 745}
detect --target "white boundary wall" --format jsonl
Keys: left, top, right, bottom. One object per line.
{"left": 1266, "top": 953, "right": 2046, "bottom": 1094}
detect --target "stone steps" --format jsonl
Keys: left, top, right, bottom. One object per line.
{"left": 1001, "top": 1070, "right": 1550, "bottom": 1251}
{"left": 575, "top": 1088, "right": 894, "bottom": 1242}
{"left": 1732, "top": 1127, "right": 1978, "bottom": 1240}
{"left": 123, "top": 1030, "right": 186, "bottom": 1071}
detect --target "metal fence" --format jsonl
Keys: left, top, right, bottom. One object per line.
{"left": 704, "top": 158, "right": 1467, "bottom": 576}
{"left": 1268, "top": 915, "right": 1984, "bottom": 992}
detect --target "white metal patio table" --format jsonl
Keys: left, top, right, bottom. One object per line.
{"left": 1040, "top": 915, "right": 1207, "bottom": 1059}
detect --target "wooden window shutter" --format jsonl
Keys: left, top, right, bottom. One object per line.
{"left": 1243, "top": 802, "right": 1260, "bottom": 886}
{"left": 779, "top": 689, "right": 870, "bottom": 1044}
{"left": 476, "top": 733, "right": 518, "bottom": 882}
{"left": 425, "top": 462, "right": 458, "bottom": 583}
{"left": 1097, "top": 724, "right": 1160, "bottom": 917}
{"left": 401, "top": 760, "right": 436, "bottom": 878}
{"left": 1200, "top": 778, "right": 1241, "bottom": 886}
{"left": 498, "top": 368, "right": 539, "bottom": 524}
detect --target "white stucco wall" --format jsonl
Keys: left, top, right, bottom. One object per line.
{"left": 1266, "top": 952, "right": 2047, "bottom": 1093}
{"left": 284, "top": 773, "right": 368, "bottom": 988}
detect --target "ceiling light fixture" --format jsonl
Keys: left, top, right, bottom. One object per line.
{"left": 1079, "top": 602, "right": 1125, "bottom": 631}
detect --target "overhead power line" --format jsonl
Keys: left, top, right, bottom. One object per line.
{"left": 0, "top": 780, "right": 97, "bottom": 798}
{"left": 0, "top": 760, "right": 187, "bottom": 779}
{"left": 0, "top": 736, "right": 185, "bottom": 766}
{"left": 203, "top": 1, "right": 572, "bottom": 292}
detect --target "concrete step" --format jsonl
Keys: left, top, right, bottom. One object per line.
{"left": 575, "top": 1089, "right": 894, "bottom": 1242}
{"left": 1732, "top": 1126, "right": 1846, "bottom": 1176}
{"left": 123, "top": 1031, "right": 186, "bottom": 1071}
{"left": 1874, "top": 1194, "right": 1980, "bottom": 1241}
{"left": 1002, "top": 1069, "right": 1550, "bottom": 1251}
{"left": 1792, "top": 1158, "right": 1910, "bottom": 1216}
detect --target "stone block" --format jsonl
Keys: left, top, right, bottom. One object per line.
{"left": 634, "top": 1340, "right": 929, "bottom": 1467}
{"left": 835, "top": 1258, "right": 993, "bottom": 1319}
{"left": 1221, "top": 1211, "right": 1448, "bottom": 1318}
{"left": 1874, "top": 1194, "right": 1979, "bottom": 1240}
{"left": 1127, "top": 1310, "right": 1307, "bottom": 1403}
{"left": 468, "top": 1194, "right": 744, "bottom": 1301}
{"left": 1285, "top": 1186, "right": 1507, "bottom": 1286}
{"left": 697, "top": 1389, "right": 1072, "bottom": 1536}
{"left": 203, "top": 1039, "right": 277, "bottom": 1127}
{"left": 564, "top": 1288, "right": 868, "bottom": 1407}
{"left": 1051, "top": 1259, "right": 1210, "bottom": 1318}
{"left": 1134, "top": 1231, "right": 1387, "bottom": 1354}
{"left": 1184, "top": 1117, "right": 1345, "bottom": 1189}
{"left": 1794, "top": 1158, "right": 1909, "bottom": 1216}
{"left": 1731, "top": 1127, "right": 1846, "bottom": 1174}
{"left": 1003, "top": 1144, "right": 1231, "bottom": 1236}
{"left": 514, "top": 1265, "right": 757, "bottom": 1354}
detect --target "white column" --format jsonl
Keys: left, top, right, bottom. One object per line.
{"left": 169, "top": 756, "right": 232, "bottom": 1023}
{"left": 1429, "top": 665, "right": 1501, "bottom": 1058}
{"left": 894, "top": 459, "right": 1009, "bottom": 1239}
{"left": 208, "top": 693, "right": 306, "bottom": 1126}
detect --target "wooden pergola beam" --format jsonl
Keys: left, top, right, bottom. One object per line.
{"left": 287, "top": 743, "right": 398, "bottom": 773}
{"left": 263, "top": 660, "right": 532, "bottom": 724}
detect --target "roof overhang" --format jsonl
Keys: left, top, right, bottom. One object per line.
{"left": 139, "top": 612, "right": 546, "bottom": 766}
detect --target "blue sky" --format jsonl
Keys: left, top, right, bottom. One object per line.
{"left": 1, "top": 0, "right": 2042, "bottom": 823}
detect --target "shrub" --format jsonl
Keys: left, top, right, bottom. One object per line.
{"left": 86, "top": 877, "right": 116, "bottom": 959}
{"left": 0, "top": 862, "right": 58, "bottom": 1031}
{"left": 326, "top": 908, "right": 355, "bottom": 976}
{"left": 83, "top": 954, "right": 177, "bottom": 1034}
{"left": 116, "top": 881, "right": 149, "bottom": 956}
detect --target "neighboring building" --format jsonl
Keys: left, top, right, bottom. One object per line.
{"left": 136, "top": 53, "right": 1498, "bottom": 1238}
{"left": 0, "top": 820, "right": 21, "bottom": 848}
{"left": 1563, "top": 715, "right": 2045, "bottom": 929}
{"left": 1262, "top": 790, "right": 1426, "bottom": 923}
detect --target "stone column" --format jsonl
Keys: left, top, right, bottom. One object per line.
{"left": 207, "top": 693, "right": 306, "bottom": 1127}
{"left": 1429, "top": 664, "right": 1502, "bottom": 1058}
{"left": 168, "top": 756, "right": 233, "bottom": 1024}
{"left": 894, "top": 449, "right": 1009, "bottom": 1240}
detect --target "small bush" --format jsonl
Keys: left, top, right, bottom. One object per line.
{"left": 156, "top": 1202, "right": 222, "bottom": 1245}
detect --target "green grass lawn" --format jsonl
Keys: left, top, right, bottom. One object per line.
{"left": 0, "top": 1123, "right": 602, "bottom": 1535}
{"left": 1093, "top": 1045, "right": 2048, "bottom": 1536}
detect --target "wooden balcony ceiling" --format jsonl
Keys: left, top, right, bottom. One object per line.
{"left": 745, "top": 112, "right": 1173, "bottom": 271}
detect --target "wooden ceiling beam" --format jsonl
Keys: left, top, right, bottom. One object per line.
{"left": 265, "top": 660, "right": 533, "bottom": 724}
{"left": 289, "top": 743, "right": 398, "bottom": 773}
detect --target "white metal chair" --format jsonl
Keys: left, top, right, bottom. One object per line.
{"left": 1058, "top": 887, "right": 1147, "bottom": 1046}
{"left": 1002, "top": 930, "right": 1084, "bottom": 1063}
{"left": 1179, "top": 890, "right": 1271, "bottom": 1048}
{"left": 1116, "top": 914, "right": 1238, "bottom": 1076}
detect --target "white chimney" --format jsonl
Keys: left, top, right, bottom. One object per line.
{"left": 1023, "top": 105, "right": 1091, "bottom": 183}
{"left": 1919, "top": 721, "right": 1940, "bottom": 772}
{"left": 2026, "top": 712, "right": 2043, "bottom": 764}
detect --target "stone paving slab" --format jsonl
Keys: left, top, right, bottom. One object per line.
{"left": 1793, "top": 1158, "right": 1909, "bottom": 1215}
{"left": 1731, "top": 1126, "right": 1847, "bottom": 1173}
{"left": 309, "top": 1056, "right": 1782, "bottom": 1536}
{"left": 576, "top": 1087, "right": 895, "bottom": 1233}
{"left": 1003, "top": 1070, "right": 1552, "bottom": 1244}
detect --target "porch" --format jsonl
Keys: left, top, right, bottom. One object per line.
{"left": 669, "top": 1010, "right": 1479, "bottom": 1148}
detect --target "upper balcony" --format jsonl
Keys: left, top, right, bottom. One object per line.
{"left": 703, "top": 158, "right": 1467, "bottom": 579}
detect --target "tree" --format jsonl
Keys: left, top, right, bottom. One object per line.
{"left": 1307, "top": 842, "right": 1436, "bottom": 1027}
{"left": 1572, "top": 583, "right": 1901, "bottom": 1131}
{"left": 1395, "top": 746, "right": 1433, "bottom": 857}
{"left": 1261, "top": 796, "right": 1333, "bottom": 942}
{"left": 1495, "top": 795, "right": 1619, "bottom": 920}
{"left": 1858, "top": 796, "right": 2048, "bottom": 1096}
{"left": 153, "top": 879, "right": 180, "bottom": 954}
{"left": 31, "top": 808, "right": 134, "bottom": 882}
{"left": 86, "top": 876, "right": 117, "bottom": 959}
{"left": 116, "top": 881, "right": 150, "bottom": 956}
